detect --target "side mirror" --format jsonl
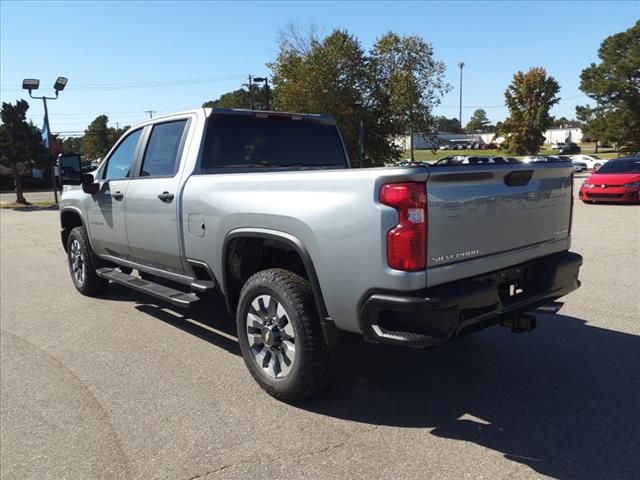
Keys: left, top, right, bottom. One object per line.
{"left": 58, "top": 153, "right": 83, "bottom": 185}
{"left": 81, "top": 173, "right": 99, "bottom": 194}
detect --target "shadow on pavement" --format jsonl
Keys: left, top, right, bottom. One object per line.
{"left": 106, "top": 284, "right": 240, "bottom": 356}
{"left": 96, "top": 283, "right": 640, "bottom": 479}
{"left": 4, "top": 204, "right": 59, "bottom": 211}
{"left": 297, "top": 314, "right": 640, "bottom": 480}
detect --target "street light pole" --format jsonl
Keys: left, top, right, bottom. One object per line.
{"left": 252, "top": 77, "right": 270, "bottom": 110}
{"left": 23, "top": 77, "right": 68, "bottom": 204}
{"left": 40, "top": 95, "right": 57, "bottom": 203}
{"left": 458, "top": 62, "right": 465, "bottom": 130}
{"left": 248, "top": 75, "right": 254, "bottom": 110}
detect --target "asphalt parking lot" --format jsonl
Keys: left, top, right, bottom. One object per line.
{"left": 1, "top": 179, "right": 639, "bottom": 480}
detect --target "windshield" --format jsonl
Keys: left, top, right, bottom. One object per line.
{"left": 200, "top": 116, "right": 347, "bottom": 170}
{"left": 594, "top": 159, "right": 640, "bottom": 174}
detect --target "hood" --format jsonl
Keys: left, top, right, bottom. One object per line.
{"left": 586, "top": 172, "right": 640, "bottom": 185}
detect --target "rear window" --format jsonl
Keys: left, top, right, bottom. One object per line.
{"left": 200, "top": 116, "right": 347, "bottom": 171}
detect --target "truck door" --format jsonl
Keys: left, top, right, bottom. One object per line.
{"left": 124, "top": 119, "right": 190, "bottom": 274}
{"left": 86, "top": 128, "right": 143, "bottom": 259}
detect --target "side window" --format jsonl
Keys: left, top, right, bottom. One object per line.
{"left": 104, "top": 129, "right": 142, "bottom": 181}
{"left": 140, "top": 120, "right": 188, "bottom": 177}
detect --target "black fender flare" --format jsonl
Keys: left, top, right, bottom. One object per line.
{"left": 222, "top": 228, "right": 339, "bottom": 345}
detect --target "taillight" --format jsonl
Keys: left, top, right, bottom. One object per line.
{"left": 380, "top": 182, "right": 427, "bottom": 271}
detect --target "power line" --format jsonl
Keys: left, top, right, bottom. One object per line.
{"left": 1, "top": 74, "right": 245, "bottom": 92}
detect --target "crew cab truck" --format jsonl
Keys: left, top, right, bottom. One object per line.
{"left": 60, "top": 108, "right": 582, "bottom": 401}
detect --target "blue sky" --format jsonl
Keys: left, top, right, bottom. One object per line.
{"left": 1, "top": 0, "right": 638, "bottom": 135}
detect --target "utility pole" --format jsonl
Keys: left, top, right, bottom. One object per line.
{"left": 458, "top": 62, "right": 465, "bottom": 130}
{"left": 145, "top": 109, "right": 156, "bottom": 119}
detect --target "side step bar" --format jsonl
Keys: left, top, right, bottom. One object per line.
{"left": 96, "top": 268, "right": 200, "bottom": 308}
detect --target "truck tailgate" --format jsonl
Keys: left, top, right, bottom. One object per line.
{"left": 426, "top": 163, "right": 573, "bottom": 272}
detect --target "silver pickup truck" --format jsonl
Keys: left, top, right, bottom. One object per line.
{"left": 60, "top": 108, "right": 582, "bottom": 400}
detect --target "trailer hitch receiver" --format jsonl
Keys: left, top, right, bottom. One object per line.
{"left": 501, "top": 313, "right": 537, "bottom": 333}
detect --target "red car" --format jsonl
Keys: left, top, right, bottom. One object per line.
{"left": 579, "top": 157, "right": 640, "bottom": 203}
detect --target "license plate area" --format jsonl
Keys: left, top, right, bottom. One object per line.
{"left": 498, "top": 268, "right": 529, "bottom": 306}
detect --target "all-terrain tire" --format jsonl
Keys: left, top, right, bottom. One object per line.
{"left": 66, "top": 226, "right": 109, "bottom": 296}
{"left": 236, "top": 268, "right": 336, "bottom": 401}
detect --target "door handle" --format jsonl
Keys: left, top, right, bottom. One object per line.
{"left": 112, "top": 191, "right": 124, "bottom": 200}
{"left": 158, "top": 191, "right": 174, "bottom": 202}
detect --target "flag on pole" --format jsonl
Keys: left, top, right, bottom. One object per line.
{"left": 41, "top": 116, "right": 57, "bottom": 158}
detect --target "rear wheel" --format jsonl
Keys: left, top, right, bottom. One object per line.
{"left": 66, "top": 227, "right": 109, "bottom": 296}
{"left": 236, "top": 268, "right": 336, "bottom": 401}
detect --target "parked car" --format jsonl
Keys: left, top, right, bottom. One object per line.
{"left": 579, "top": 157, "right": 640, "bottom": 203}
{"left": 570, "top": 154, "right": 608, "bottom": 171}
{"left": 58, "top": 108, "right": 582, "bottom": 400}
{"left": 558, "top": 143, "right": 581, "bottom": 155}
{"left": 552, "top": 143, "right": 567, "bottom": 151}
{"left": 434, "top": 155, "right": 518, "bottom": 165}
{"left": 522, "top": 155, "right": 572, "bottom": 165}
{"left": 521, "top": 156, "right": 547, "bottom": 163}
{"left": 571, "top": 160, "right": 587, "bottom": 173}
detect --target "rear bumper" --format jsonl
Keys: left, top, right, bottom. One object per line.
{"left": 359, "top": 251, "right": 582, "bottom": 348}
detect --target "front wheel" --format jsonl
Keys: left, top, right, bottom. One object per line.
{"left": 236, "top": 268, "right": 336, "bottom": 401}
{"left": 66, "top": 227, "right": 109, "bottom": 296}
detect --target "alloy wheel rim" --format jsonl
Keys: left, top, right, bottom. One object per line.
{"left": 246, "top": 294, "right": 296, "bottom": 379}
{"left": 70, "top": 239, "right": 85, "bottom": 286}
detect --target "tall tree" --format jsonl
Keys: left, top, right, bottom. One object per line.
{"left": 108, "top": 124, "right": 131, "bottom": 149}
{"left": 435, "top": 116, "right": 463, "bottom": 133}
{"left": 370, "top": 32, "right": 449, "bottom": 160}
{"left": 465, "top": 109, "right": 491, "bottom": 132}
{"left": 60, "top": 136, "right": 83, "bottom": 155}
{"left": 0, "top": 100, "right": 47, "bottom": 204}
{"left": 269, "top": 27, "right": 449, "bottom": 166}
{"left": 576, "top": 21, "right": 640, "bottom": 153}
{"left": 576, "top": 105, "right": 608, "bottom": 151}
{"left": 549, "top": 116, "right": 581, "bottom": 128}
{"left": 270, "top": 29, "right": 371, "bottom": 164}
{"left": 500, "top": 67, "right": 560, "bottom": 155}
{"left": 81, "top": 115, "right": 113, "bottom": 160}
{"left": 203, "top": 86, "right": 269, "bottom": 110}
